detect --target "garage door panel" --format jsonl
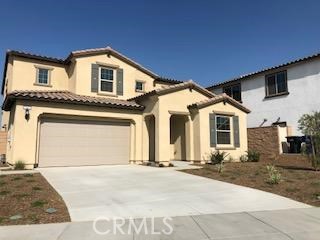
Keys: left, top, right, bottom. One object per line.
{"left": 39, "top": 119, "right": 130, "bottom": 167}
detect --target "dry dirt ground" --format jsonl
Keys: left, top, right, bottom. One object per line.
{"left": 0, "top": 173, "right": 70, "bottom": 225}
{"left": 182, "top": 157, "right": 320, "bottom": 207}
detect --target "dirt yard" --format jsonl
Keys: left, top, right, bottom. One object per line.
{"left": 0, "top": 173, "right": 70, "bottom": 225}
{"left": 182, "top": 157, "right": 320, "bottom": 206}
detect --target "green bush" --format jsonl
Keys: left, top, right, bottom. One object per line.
{"left": 310, "top": 155, "right": 320, "bottom": 171}
{"left": 240, "top": 154, "right": 248, "bottom": 163}
{"left": 209, "top": 151, "right": 229, "bottom": 165}
{"left": 266, "top": 164, "right": 281, "bottom": 184}
{"left": 14, "top": 160, "right": 26, "bottom": 170}
{"left": 247, "top": 150, "right": 260, "bottom": 162}
{"left": 216, "top": 163, "right": 224, "bottom": 173}
{"left": 31, "top": 200, "right": 48, "bottom": 208}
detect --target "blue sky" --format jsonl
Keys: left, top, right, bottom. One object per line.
{"left": 0, "top": 0, "right": 320, "bottom": 88}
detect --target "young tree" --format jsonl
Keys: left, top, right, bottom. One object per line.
{"left": 298, "top": 111, "right": 320, "bottom": 170}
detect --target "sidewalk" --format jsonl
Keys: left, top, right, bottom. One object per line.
{"left": 0, "top": 208, "right": 319, "bottom": 240}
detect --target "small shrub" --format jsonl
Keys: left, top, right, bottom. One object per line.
{"left": 266, "top": 164, "right": 281, "bottom": 184}
{"left": 0, "top": 181, "right": 6, "bottom": 186}
{"left": 311, "top": 181, "right": 320, "bottom": 187}
{"left": 14, "top": 193, "right": 30, "bottom": 199}
{"left": 310, "top": 155, "right": 320, "bottom": 171}
{"left": 247, "top": 150, "right": 260, "bottom": 162}
{"left": 285, "top": 187, "right": 299, "bottom": 193}
{"left": 240, "top": 154, "right": 248, "bottom": 163}
{"left": 32, "top": 186, "right": 42, "bottom": 191}
{"left": 216, "top": 162, "right": 224, "bottom": 173}
{"left": 209, "top": 151, "right": 229, "bottom": 165}
{"left": 11, "top": 177, "right": 22, "bottom": 181}
{"left": 26, "top": 179, "right": 36, "bottom": 183}
{"left": 228, "top": 156, "right": 234, "bottom": 162}
{"left": 0, "top": 190, "right": 10, "bottom": 196}
{"left": 31, "top": 200, "right": 48, "bottom": 208}
{"left": 24, "top": 174, "right": 33, "bottom": 178}
{"left": 14, "top": 161, "right": 26, "bottom": 170}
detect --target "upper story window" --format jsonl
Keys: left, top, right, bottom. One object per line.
{"left": 216, "top": 115, "right": 231, "bottom": 145}
{"left": 99, "top": 67, "right": 114, "bottom": 93}
{"left": 135, "top": 80, "right": 145, "bottom": 92}
{"left": 36, "top": 68, "right": 50, "bottom": 85}
{"left": 223, "top": 83, "right": 241, "bottom": 102}
{"left": 265, "top": 71, "right": 288, "bottom": 97}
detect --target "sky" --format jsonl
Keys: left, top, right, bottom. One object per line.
{"left": 0, "top": 0, "right": 320, "bottom": 89}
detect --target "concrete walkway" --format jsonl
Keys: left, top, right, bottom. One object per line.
{"left": 38, "top": 165, "right": 309, "bottom": 222}
{"left": 1, "top": 208, "right": 319, "bottom": 240}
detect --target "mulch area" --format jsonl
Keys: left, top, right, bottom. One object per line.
{"left": 181, "top": 157, "right": 320, "bottom": 207}
{"left": 0, "top": 173, "right": 70, "bottom": 225}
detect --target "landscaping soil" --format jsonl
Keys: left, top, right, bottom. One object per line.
{"left": 182, "top": 158, "right": 320, "bottom": 207}
{"left": 0, "top": 173, "right": 70, "bottom": 225}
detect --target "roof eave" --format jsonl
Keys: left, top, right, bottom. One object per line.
{"left": 188, "top": 96, "right": 251, "bottom": 114}
{"left": 2, "top": 95, "right": 145, "bottom": 112}
{"left": 65, "top": 48, "right": 159, "bottom": 79}
{"left": 206, "top": 52, "right": 320, "bottom": 90}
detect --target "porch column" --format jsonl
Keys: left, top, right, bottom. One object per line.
{"left": 155, "top": 111, "right": 170, "bottom": 166}
{"left": 186, "top": 115, "right": 194, "bottom": 162}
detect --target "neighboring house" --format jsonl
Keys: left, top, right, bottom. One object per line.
{"left": 207, "top": 52, "right": 320, "bottom": 136}
{"left": 1, "top": 46, "right": 249, "bottom": 168}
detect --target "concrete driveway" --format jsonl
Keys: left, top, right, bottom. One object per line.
{"left": 39, "top": 165, "right": 309, "bottom": 222}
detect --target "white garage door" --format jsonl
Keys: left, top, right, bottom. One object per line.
{"left": 38, "top": 118, "right": 130, "bottom": 167}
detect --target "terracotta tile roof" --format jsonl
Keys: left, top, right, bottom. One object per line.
{"left": 188, "top": 93, "right": 251, "bottom": 113}
{"left": 128, "top": 80, "right": 215, "bottom": 102}
{"left": 2, "top": 90, "right": 144, "bottom": 111}
{"left": 65, "top": 46, "right": 159, "bottom": 78}
{"left": 207, "top": 51, "right": 320, "bottom": 90}
{"left": 154, "top": 77, "right": 184, "bottom": 84}
{"left": 6, "top": 50, "right": 65, "bottom": 64}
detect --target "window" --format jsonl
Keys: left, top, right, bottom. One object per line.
{"left": 216, "top": 116, "right": 231, "bottom": 145}
{"left": 37, "top": 68, "right": 49, "bottom": 85}
{"left": 135, "top": 81, "right": 145, "bottom": 92}
{"left": 100, "top": 67, "right": 114, "bottom": 93}
{"left": 223, "top": 83, "right": 241, "bottom": 101}
{"left": 265, "top": 71, "right": 288, "bottom": 97}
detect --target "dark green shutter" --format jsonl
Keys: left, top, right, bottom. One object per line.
{"left": 91, "top": 64, "right": 99, "bottom": 92}
{"left": 209, "top": 113, "right": 216, "bottom": 147}
{"left": 116, "top": 68, "right": 124, "bottom": 95}
{"left": 233, "top": 115, "right": 240, "bottom": 148}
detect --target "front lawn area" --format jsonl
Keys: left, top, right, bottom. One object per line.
{"left": 0, "top": 173, "right": 70, "bottom": 225}
{"left": 181, "top": 158, "right": 320, "bottom": 206}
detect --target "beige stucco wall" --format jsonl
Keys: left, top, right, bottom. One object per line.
{"left": 195, "top": 101, "right": 248, "bottom": 162}
{"left": 6, "top": 100, "right": 143, "bottom": 168}
{"left": 3, "top": 54, "right": 161, "bottom": 103}
{"left": 7, "top": 56, "right": 68, "bottom": 94}
{"left": 141, "top": 88, "right": 211, "bottom": 164}
{"left": 73, "top": 54, "right": 156, "bottom": 99}
{"left": 140, "top": 88, "right": 248, "bottom": 165}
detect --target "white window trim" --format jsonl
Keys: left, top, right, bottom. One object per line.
{"left": 135, "top": 80, "right": 145, "bottom": 92}
{"left": 216, "top": 115, "right": 233, "bottom": 147}
{"left": 34, "top": 66, "right": 53, "bottom": 86}
{"left": 99, "top": 67, "right": 116, "bottom": 94}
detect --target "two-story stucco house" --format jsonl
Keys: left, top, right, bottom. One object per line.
{"left": 1, "top": 46, "right": 249, "bottom": 168}
{"left": 207, "top": 52, "right": 320, "bottom": 137}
